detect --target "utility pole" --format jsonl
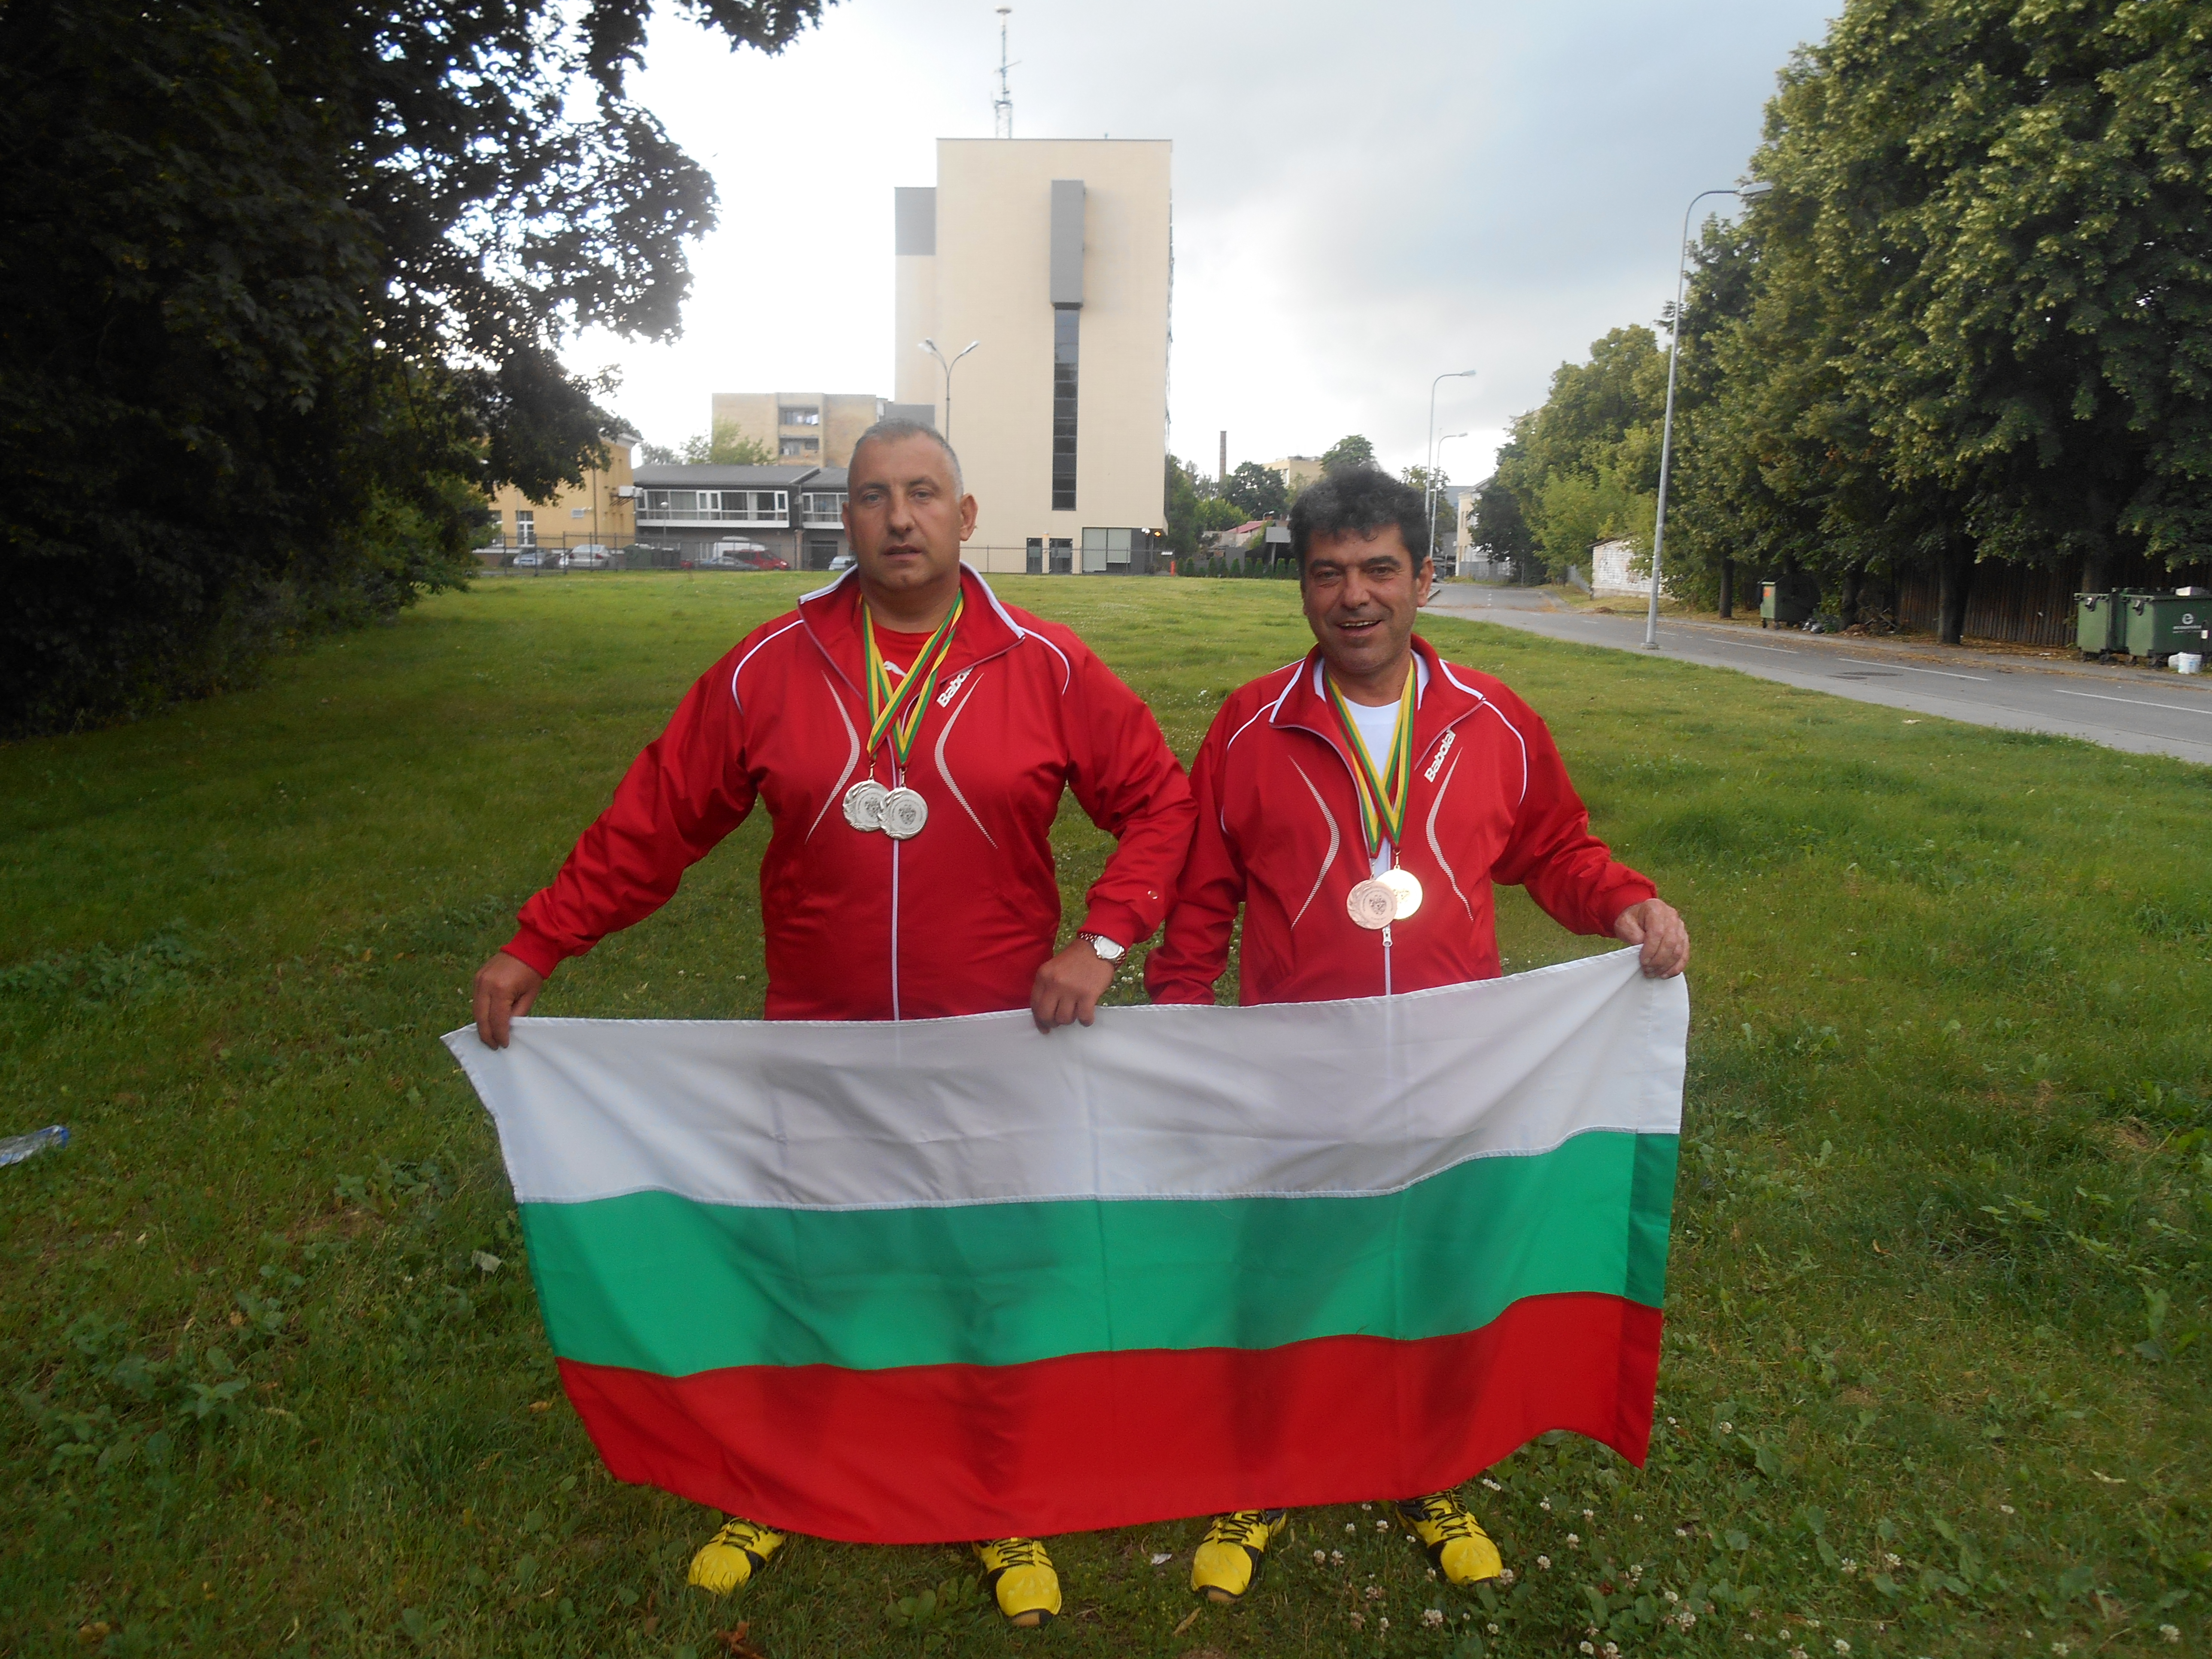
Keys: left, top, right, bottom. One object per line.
{"left": 992, "top": 9, "right": 1015, "bottom": 139}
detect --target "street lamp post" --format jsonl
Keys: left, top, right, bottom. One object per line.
{"left": 1432, "top": 432, "right": 1468, "bottom": 572}
{"left": 1644, "top": 182, "right": 1772, "bottom": 649}
{"left": 919, "top": 337, "right": 981, "bottom": 447}
{"left": 1425, "top": 369, "right": 1477, "bottom": 560}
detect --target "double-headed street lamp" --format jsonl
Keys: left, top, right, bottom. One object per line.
{"left": 1426, "top": 369, "right": 1477, "bottom": 559}
{"left": 1644, "top": 181, "right": 1773, "bottom": 649}
{"left": 919, "top": 337, "right": 980, "bottom": 446}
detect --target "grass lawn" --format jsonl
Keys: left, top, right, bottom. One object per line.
{"left": 3, "top": 572, "right": 2208, "bottom": 1659}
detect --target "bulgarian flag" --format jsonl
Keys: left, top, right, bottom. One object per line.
{"left": 443, "top": 948, "right": 1686, "bottom": 1544}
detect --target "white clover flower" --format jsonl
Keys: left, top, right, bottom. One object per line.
{"left": 1361, "top": 1502, "right": 1373, "bottom": 1510}
{"left": 1583, "top": 1508, "right": 1596, "bottom": 1521}
{"left": 1331, "top": 1549, "right": 1345, "bottom": 1565}
{"left": 2052, "top": 1644, "right": 2071, "bottom": 1656}
{"left": 1634, "top": 1514, "right": 1644, "bottom": 1523}
{"left": 1349, "top": 1612, "right": 1364, "bottom": 1629}
{"left": 1718, "top": 1420, "right": 1734, "bottom": 1435}
{"left": 1313, "top": 1550, "right": 1327, "bottom": 1565}
{"left": 1680, "top": 1611, "right": 1698, "bottom": 1627}
{"left": 1788, "top": 1648, "right": 1808, "bottom": 1659}
{"left": 2160, "top": 1625, "right": 2181, "bottom": 1644}
{"left": 1422, "top": 1608, "right": 1445, "bottom": 1629}
{"left": 1366, "top": 1584, "right": 1386, "bottom": 1601}
{"left": 1580, "top": 1644, "right": 1596, "bottom": 1656}
{"left": 1999, "top": 1504, "right": 2015, "bottom": 1515}
{"left": 1537, "top": 1555, "right": 1552, "bottom": 1570}
{"left": 1482, "top": 1477, "right": 1504, "bottom": 1492}
{"left": 1604, "top": 1645, "right": 1621, "bottom": 1658}
{"left": 1378, "top": 1616, "right": 1389, "bottom": 1632}
{"left": 1346, "top": 1522, "right": 1357, "bottom": 1534}
{"left": 1488, "top": 1622, "right": 1501, "bottom": 1634}
{"left": 1841, "top": 1557, "right": 1856, "bottom": 1571}
{"left": 1665, "top": 1589, "right": 1680, "bottom": 1603}
{"left": 1566, "top": 1533, "right": 1581, "bottom": 1548}
{"left": 1376, "top": 1519, "right": 1391, "bottom": 1531}
{"left": 1496, "top": 1568, "right": 1517, "bottom": 1587}
{"left": 1540, "top": 1498, "right": 1553, "bottom": 1510}
{"left": 1884, "top": 1552, "right": 1902, "bottom": 1568}
{"left": 1836, "top": 1642, "right": 1851, "bottom": 1655}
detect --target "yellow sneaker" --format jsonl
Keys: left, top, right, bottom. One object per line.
{"left": 973, "top": 1536, "right": 1061, "bottom": 1627}
{"left": 1191, "top": 1509, "right": 1287, "bottom": 1604}
{"left": 687, "top": 1517, "right": 786, "bottom": 1596}
{"left": 1397, "top": 1492, "right": 1502, "bottom": 1586}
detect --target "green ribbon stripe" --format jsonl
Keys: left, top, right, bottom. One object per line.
{"left": 519, "top": 1130, "right": 1678, "bottom": 1377}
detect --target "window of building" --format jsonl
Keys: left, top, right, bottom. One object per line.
{"left": 779, "top": 406, "right": 821, "bottom": 426}
{"left": 780, "top": 436, "right": 820, "bottom": 457}
{"left": 1048, "top": 536, "right": 1073, "bottom": 574}
{"left": 1051, "top": 309, "right": 1079, "bottom": 511}
{"left": 570, "top": 506, "right": 589, "bottom": 519}
{"left": 1026, "top": 537, "right": 1044, "bottom": 574}
{"left": 515, "top": 510, "right": 535, "bottom": 546}
{"left": 800, "top": 491, "right": 848, "bottom": 526}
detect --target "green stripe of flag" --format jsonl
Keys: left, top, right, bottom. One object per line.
{"left": 519, "top": 1130, "right": 1678, "bottom": 1377}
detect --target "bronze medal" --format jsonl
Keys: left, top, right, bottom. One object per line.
{"left": 1346, "top": 878, "right": 1397, "bottom": 931}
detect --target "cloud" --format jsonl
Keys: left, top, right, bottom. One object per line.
{"left": 574, "top": 0, "right": 1837, "bottom": 486}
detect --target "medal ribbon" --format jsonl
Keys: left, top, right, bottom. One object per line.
{"left": 1326, "top": 662, "right": 1417, "bottom": 857}
{"left": 864, "top": 595, "right": 965, "bottom": 763}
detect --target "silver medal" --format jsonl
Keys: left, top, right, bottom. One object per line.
{"left": 842, "top": 779, "right": 888, "bottom": 833}
{"left": 879, "top": 786, "right": 929, "bottom": 840}
{"left": 1379, "top": 866, "right": 1424, "bottom": 921}
{"left": 1346, "top": 878, "right": 1397, "bottom": 931}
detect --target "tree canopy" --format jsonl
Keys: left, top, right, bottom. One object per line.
{"left": 1474, "top": 0, "right": 2212, "bottom": 640}
{"left": 1, "top": 0, "right": 830, "bottom": 732}
{"left": 1321, "top": 434, "right": 1377, "bottom": 474}
{"left": 1222, "top": 461, "right": 1288, "bottom": 520}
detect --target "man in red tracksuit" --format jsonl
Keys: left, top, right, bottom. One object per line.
{"left": 471, "top": 419, "right": 1195, "bottom": 1627}
{"left": 1144, "top": 465, "right": 1688, "bottom": 1607}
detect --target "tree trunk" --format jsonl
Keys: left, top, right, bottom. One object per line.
{"left": 2081, "top": 552, "right": 2108, "bottom": 596}
{"left": 1936, "top": 547, "right": 1974, "bottom": 645}
{"left": 1718, "top": 557, "right": 1734, "bottom": 618}
{"left": 1839, "top": 563, "right": 1864, "bottom": 627}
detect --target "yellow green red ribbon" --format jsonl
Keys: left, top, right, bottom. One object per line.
{"left": 864, "top": 596, "right": 965, "bottom": 762}
{"left": 1325, "top": 661, "right": 1417, "bottom": 856}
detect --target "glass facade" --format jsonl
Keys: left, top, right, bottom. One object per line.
{"left": 1051, "top": 308, "right": 1079, "bottom": 511}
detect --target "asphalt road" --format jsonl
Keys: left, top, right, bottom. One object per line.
{"left": 1423, "top": 583, "right": 2212, "bottom": 767}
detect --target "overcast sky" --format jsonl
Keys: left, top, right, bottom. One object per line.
{"left": 572, "top": 0, "right": 1838, "bottom": 487}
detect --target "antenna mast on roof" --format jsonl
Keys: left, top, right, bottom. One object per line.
{"left": 992, "top": 8, "right": 1014, "bottom": 139}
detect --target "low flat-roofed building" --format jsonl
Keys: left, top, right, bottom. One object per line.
{"left": 633, "top": 463, "right": 851, "bottom": 569}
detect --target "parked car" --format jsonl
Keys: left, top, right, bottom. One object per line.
{"left": 827, "top": 552, "right": 857, "bottom": 573}
{"left": 567, "top": 544, "right": 617, "bottom": 569}
{"left": 698, "top": 541, "right": 785, "bottom": 571}
{"left": 511, "top": 547, "right": 549, "bottom": 568}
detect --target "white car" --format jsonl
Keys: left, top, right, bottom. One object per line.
{"left": 827, "top": 552, "right": 857, "bottom": 573}
{"left": 567, "top": 544, "right": 617, "bottom": 568}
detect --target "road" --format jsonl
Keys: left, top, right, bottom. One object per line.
{"left": 1423, "top": 583, "right": 2212, "bottom": 767}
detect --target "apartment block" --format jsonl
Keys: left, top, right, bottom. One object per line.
{"left": 484, "top": 431, "right": 637, "bottom": 552}
{"left": 710, "top": 392, "right": 883, "bottom": 466}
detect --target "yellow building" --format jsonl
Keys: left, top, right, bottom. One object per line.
{"left": 1269, "top": 456, "right": 1325, "bottom": 494}
{"left": 484, "top": 431, "right": 638, "bottom": 555}
{"left": 709, "top": 393, "right": 883, "bottom": 466}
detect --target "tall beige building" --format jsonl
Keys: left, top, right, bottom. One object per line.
{"left": 895, "top": 139, "right": 1170, "bottom": 573}
{"left": 710, "top": 392, "right": 883, "bottom": 466}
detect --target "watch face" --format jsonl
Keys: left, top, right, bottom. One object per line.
{"left": 1082, "top": 934, "right": 1125, "bottom": 961}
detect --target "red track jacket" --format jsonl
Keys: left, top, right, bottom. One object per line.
{"left": 1143, "top": 633, "right": 1655, "bottom": 1006}
{"left": 505, "top": 567, "right": 1195, "bottom": 1021}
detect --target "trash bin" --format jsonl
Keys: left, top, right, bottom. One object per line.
{"left": 1759, "top": 579, "right": 1815, "bottom": 629}
{"left": 2121, "top": 593, "right": 2212, "bottom": 663}
{"left": 2075, "top": 592, "right": 2123, "bottom": 657}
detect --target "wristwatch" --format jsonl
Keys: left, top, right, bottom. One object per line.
{"left": 1076, "top": 932, "right": 1126, "bottom": 964}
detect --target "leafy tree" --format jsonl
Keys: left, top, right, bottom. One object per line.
{"left": 1321, "top": 434, "right": 1377, "bottom": 474}
{"left": 0, "top": 0, "right": 830, "bottom": 733}
{"left": 1162, "top": 457, "right": 1246, "bottom": 556}
{"left": 678, "top": 422, "right": 778, "bottom": 465}
{"left": 1222, "top": 461, "right": 1288, "bottom": 520}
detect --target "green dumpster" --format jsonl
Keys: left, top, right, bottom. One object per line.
{"left": 2121, "top": 592, "right": 2212, "bottom": 662}
{"left": 2075, "top": 592, "right": 2122, "bottom": 656}
{"left": 1760, "top": 578, "right": 1815, "bottom": 629}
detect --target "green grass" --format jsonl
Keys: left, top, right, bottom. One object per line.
{"left": 3, "top": 572, "right": 2208, "bottom": 1659}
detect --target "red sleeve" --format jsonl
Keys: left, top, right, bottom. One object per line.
{"left": 1486, "top": 693, "right": 1656, "bottom": 937}
{"left": 502, "top": 651, "right": 758, "bottom": 977}
{"left": 1140, "top": 701, "right": 1246, "bottom": 1005}
{"left": 1051, "top": 632, "right": 1197, "bottom": 950}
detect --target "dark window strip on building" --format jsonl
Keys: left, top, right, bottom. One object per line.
{"left": 1052, "top": 307, "right": 1079, "bottom": 512}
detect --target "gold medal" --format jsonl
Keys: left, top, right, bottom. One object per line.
{"left": 879, "top": 786, "right": 929, "bottom": 840}
{"left": 1379, "top": 866, "right": 1424, "bottom": 921}
{"left": 1346, "top": 879, "right": 1397, "bottom": 930}
{"left": 843, "top": 779, "right": 888, "bottom": 833}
